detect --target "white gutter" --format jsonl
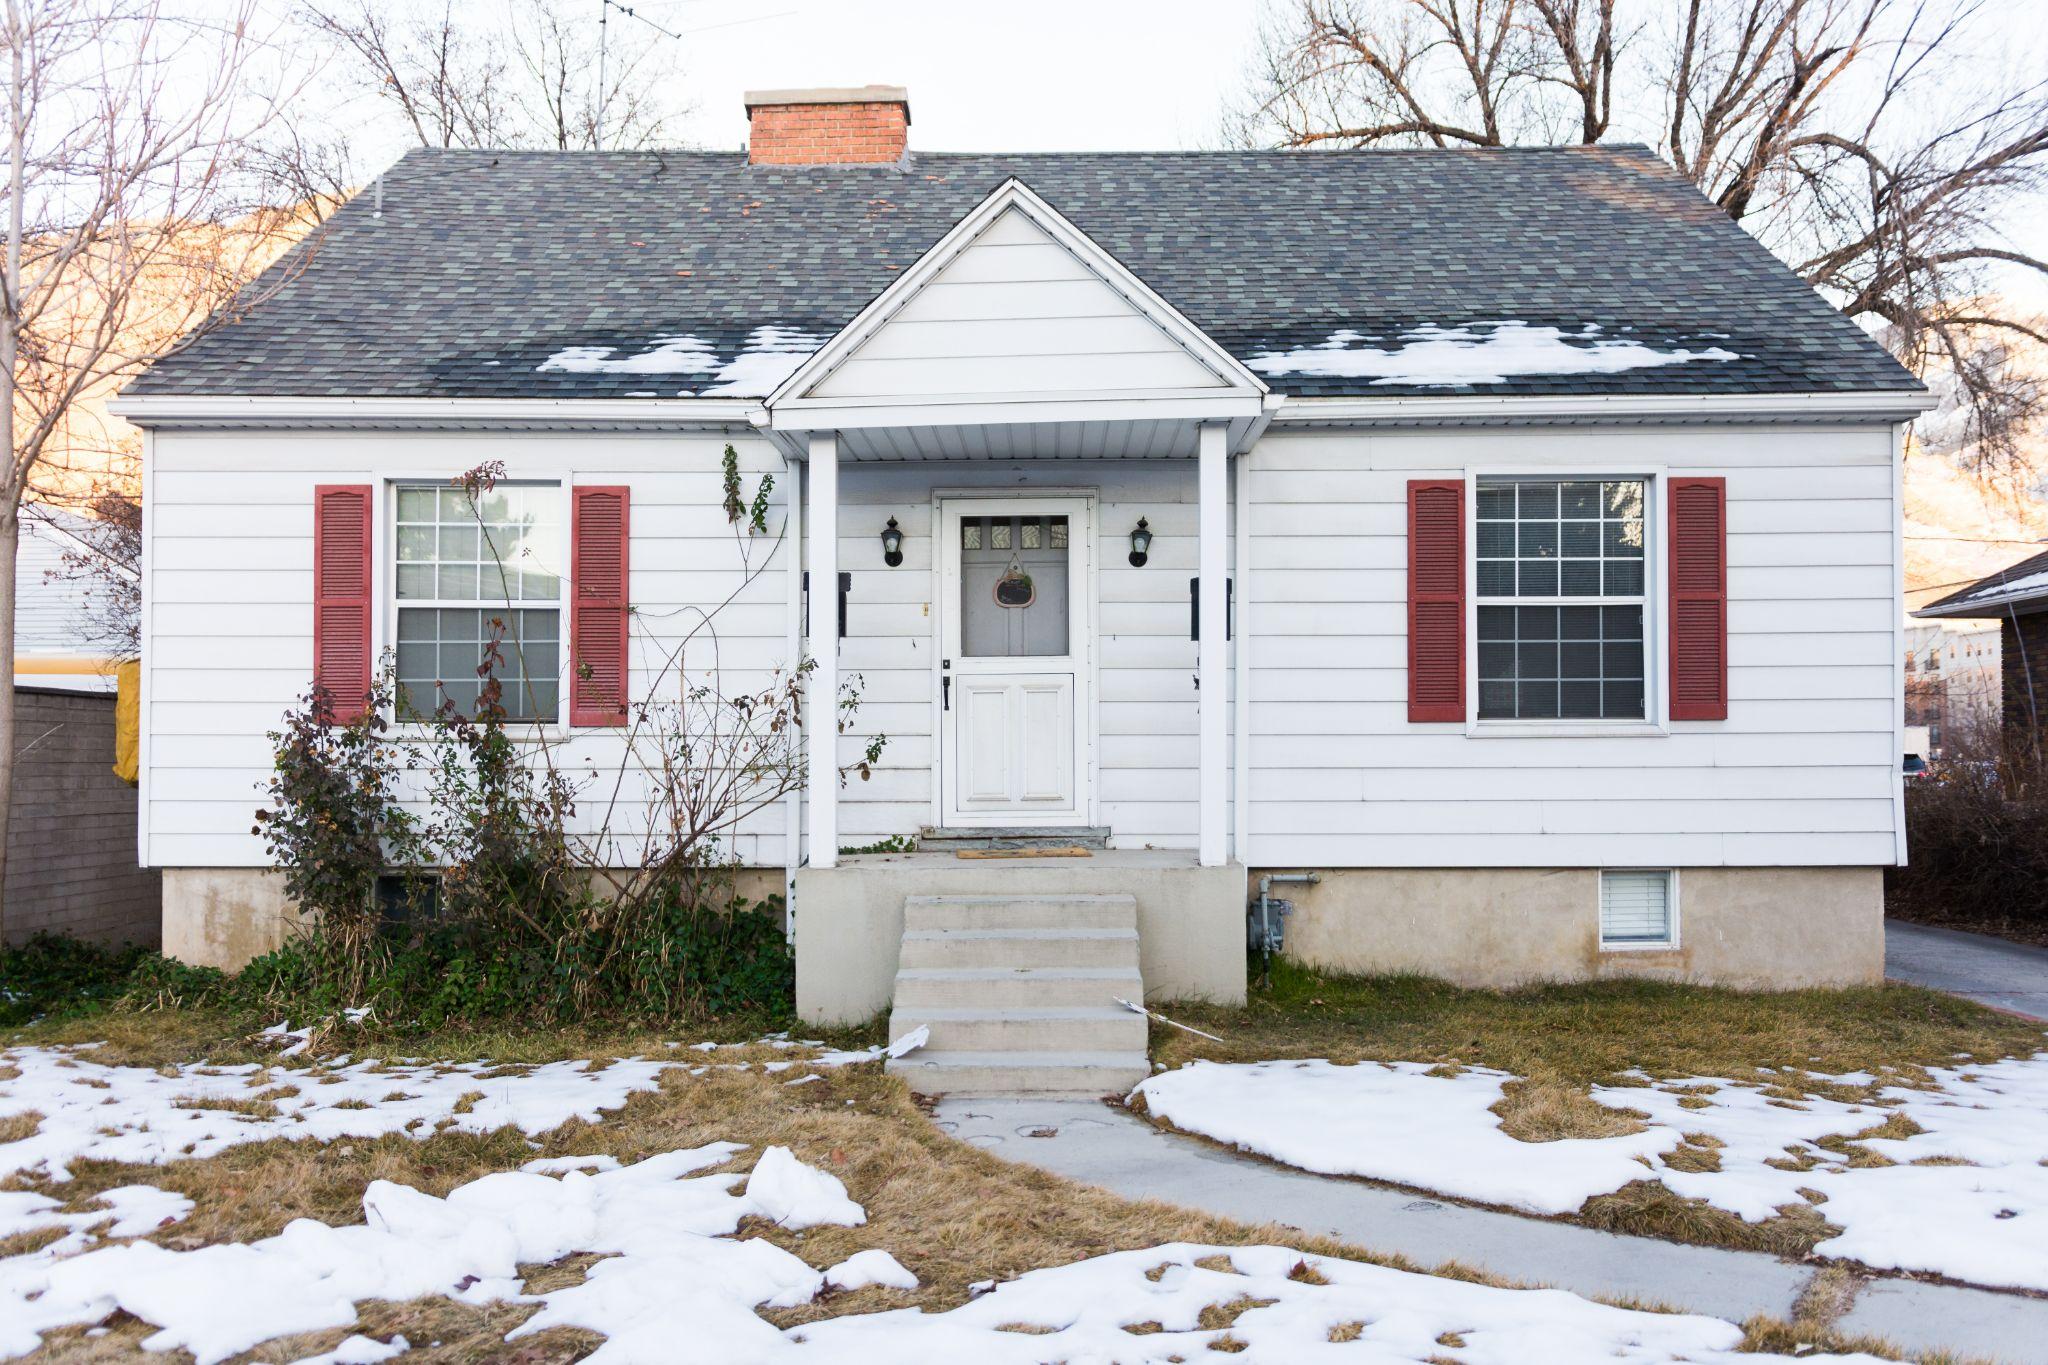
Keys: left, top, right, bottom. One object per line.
{"left": 1273, "top": 389, "right": 1938, "bottom": 425}
{"left": 107, "top": 394, "right": 762, "bottom": 430}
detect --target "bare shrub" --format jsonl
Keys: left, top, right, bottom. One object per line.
{"left": 1891, "top": 717, "right": 2048, "bottom": 940}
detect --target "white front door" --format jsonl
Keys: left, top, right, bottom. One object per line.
{"left": 939, "top": 496, "right": 1091, "bottom": 826}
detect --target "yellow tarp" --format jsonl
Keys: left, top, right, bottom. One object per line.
{"left": 113, "top": 658, "right": 140, "bottom": 785}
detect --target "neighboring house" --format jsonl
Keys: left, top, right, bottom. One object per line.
{"left": 18, "top": 508, "right": 120, "bottom": 693}
{"left": 114, "top": 87, "right": 1930, "bottom": 1085}
{"left": 1915, "top": 548, "right": 2048, "bottom": 748}
{"left": 6, "top": 507, "right": 158, "bottom": 946}
{"left": 1903, "top": 620, "right": 2001, "bottom": 752}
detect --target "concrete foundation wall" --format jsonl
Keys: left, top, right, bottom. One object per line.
{"left": 164, "top": 865, "right": 790, "bottom": 973}
{"left": 794, "top": 853, "right": 1247, "bottom": 1026}
{"left": 1275, "top": 866, "right": 1884, "bottom": 990}
{"left": 162, "top": 868, "right": 305, "bottom": 969}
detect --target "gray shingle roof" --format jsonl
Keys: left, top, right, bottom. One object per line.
{"left": 130, "top": 145, "right": 1919, "bottom": 401}
{"left": 1915, "top": 547, "right": 2048, "bottom": 618}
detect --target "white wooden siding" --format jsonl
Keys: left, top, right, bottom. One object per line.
{"left": 1240, "top": 423, "right": 1899, "bottom": 868}
{"left": 145, "top": 430, "right": 796, "bottom": 868}
{"left": 808, "top": 208, "right": 1227, "bottom": 401}
{"left": 828, "top": 458, "right": 1204, "bottom": 851}
{"left": 145, "top": 419, "right": 1897, "bottom": 872}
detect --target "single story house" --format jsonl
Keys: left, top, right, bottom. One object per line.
{"left": 115, "top": 87, "right": 1930, "bottom": 1091}
{"left": 1914, "top": 547, "right": 2048, "bottom": 746}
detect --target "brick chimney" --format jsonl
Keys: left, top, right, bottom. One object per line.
{"left": 744, "top": 86, "right": 910, "bottom": 165}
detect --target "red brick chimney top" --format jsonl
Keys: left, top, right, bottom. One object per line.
{"left": 744, "top": 86, "right": 911, "bottom": 166}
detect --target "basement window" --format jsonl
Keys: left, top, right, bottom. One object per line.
{"left": 1599, "top": 869, "right": 1675, "bottom": 949}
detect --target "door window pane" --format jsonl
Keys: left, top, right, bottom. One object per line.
{"left": 960, "top": 515, "right": 1070, "bottom": 658}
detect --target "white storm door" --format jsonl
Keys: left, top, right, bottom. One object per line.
{"left": 940, "top": 497, "right": 1090, "bottom": 825}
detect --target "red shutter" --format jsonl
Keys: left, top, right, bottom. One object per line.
{"left": 1408, "top": 479, "right": 1466, "bottom": 723}
{"left": 312, "top": 485, "right": 373, "bottom": 723}
{"left": 571, "top": 486, "right": 630, "bottom": 727}
{"left": 1668, "top": 476, "right": 1728, "bottom": 721}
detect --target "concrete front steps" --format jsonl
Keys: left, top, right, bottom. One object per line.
{"left": 886, "top": 893, "right": 1149, "bottom": 1096}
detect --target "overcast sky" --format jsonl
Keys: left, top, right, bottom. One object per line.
{"left": 630, "top": 0, "right": 1263, "bottom": 153}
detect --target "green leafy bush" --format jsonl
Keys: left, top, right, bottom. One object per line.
{"left": 0, "top": 934, "right": 153, "bottom": 1026}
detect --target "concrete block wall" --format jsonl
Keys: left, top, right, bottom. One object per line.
{"left": 5, "top": 686, "right": 160, "bottom": 946}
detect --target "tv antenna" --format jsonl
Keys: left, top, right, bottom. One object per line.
{"left": 595, "top": 0, "right": 685, "bottom": 147}
{"left": 594, "top": 2, "right": 797, "bottom": 147}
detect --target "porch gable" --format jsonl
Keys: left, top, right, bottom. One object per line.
{"left": 767, "top": 180, "right": 1266, "bottom": 421}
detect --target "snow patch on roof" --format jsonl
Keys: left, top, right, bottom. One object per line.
{"left": 1946, "top": 566, "right": 2048, "bottom": 609}
{"left": 535, "top": 325, "right": 825, "bottom": 397}
{"left": 1246, "top": 321, "right": 1740, "bottom": 387}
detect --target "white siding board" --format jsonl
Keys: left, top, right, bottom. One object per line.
{"left": 145, "top": 417, "right": 1897, "bottom": 875}
{"left": 808, "top": 208, "right": 1230, "bottom": 403}
{"left": 1241, "top": 423, "right": 1899, "bottom": 868}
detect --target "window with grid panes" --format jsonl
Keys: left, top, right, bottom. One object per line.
{"left": 393, "top": 482, "right": 563, "bottom": 723}
{"left": 1475, "top": 477, "right": 1647, "bottom": 720}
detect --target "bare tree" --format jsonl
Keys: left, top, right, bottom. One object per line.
{"left": 0, "top": 0, "right": 310, "bottom": 933}
{"left": 301, "top": 0, "right": 690, "bottom": 156}
{"left": 1243, "top": 0, "right": 2048, "bottom": 477}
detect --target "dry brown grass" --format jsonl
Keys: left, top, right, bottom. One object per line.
{"left": 1579, "top": 1180, "right": 1839, "bottom": 1258}
{"left": 1154, "top": 968, "right": 2043, "bottom": 1089}
{"left": 1136, "top": 967, "right": 2045, "bottom": 1265}
{"left": 1493, "top": 1076, "right": 1647, "bottom": 1142}
{"left": 0, "top": 1110, "right": 41, "bottom": 1143}
{"left": 3, "top": 1026, "right": 1923, "bottom": 1365}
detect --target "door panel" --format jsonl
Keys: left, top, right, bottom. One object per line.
{"left": 954, "top": 674, "right": 1075, "bottom": 811}
{"left": 940, "top": 497, "right": 1091, "bottom": 825}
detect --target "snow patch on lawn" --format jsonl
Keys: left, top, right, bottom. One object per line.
{"left": 0, "top": 1185, "right": 190, "bottom": 1260}
{"left": 1136, "top": 1053, "right": 2048, "bottom": 1292}
{"left": 0, "top": 1148, "right": 1883, "bottom": 1365}
{"left": 0, "top": 1047, "right": 674, "bottom": 1182}
{"left": 1245, "top": 321, "right": 1740, "bottom": 386}
{"left": 792, "top": 1242, "right": 1884, "bottom": 1364}
{"left": 1135, "top": 1059, "right": 1677, "bottom": 1215}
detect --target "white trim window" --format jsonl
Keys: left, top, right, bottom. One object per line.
{"left": 1600, "top": 869, "right": 1677, "bottom": 948}
{"left": 1476, "top": 476, "right": 1648, "bottom": 721}
{"left": 392, "top": 481, "right": 564, "bottom": 723}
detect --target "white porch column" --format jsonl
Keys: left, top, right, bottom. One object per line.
{"left": 1198, "top": 422, "right": 1229, "bottom": 867}
{"left": 783, "top": 455, "right": 805, "bottom": 902}
{"left": 806, "top": 432, "right": 839, "bottom": 869}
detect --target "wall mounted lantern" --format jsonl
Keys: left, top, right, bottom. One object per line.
{"left": 1128, "top": 517, "right": 1152, "bottom": 568}
{"left": 880, "top": 516, "right": 903, "bottom": 567}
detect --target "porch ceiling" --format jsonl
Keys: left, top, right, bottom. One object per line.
{"left": 833, "top": 417, "right": 1201, "bottom": 461}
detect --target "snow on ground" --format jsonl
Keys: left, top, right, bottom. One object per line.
{"left": 1139, "top": 1059, "right": 1674, "bottom": 1216}
{"left": 0, "top": 1047, "right": 676, "bottom": 1182}
{"left": 789, "top": 1243, "right": 1884, "bottom": 1364}
{"left": 1136, "top": 1053, "right": 2048, "bottom": 1292}
{"left": 0, "top": 1036, "right": 886, "bottom": 1183}
{"left": 0, "top": 1144, "right": 1885, "bottom": 1365}
{"left": 1245, "top": 321, "right": 1740, "bottom": 387}
{"left": 535, "top": 325, "right": 824, "bottom": 396}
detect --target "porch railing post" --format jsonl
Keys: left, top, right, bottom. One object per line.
{"left": 807, "top": 432, "right": 839, "bottom": 868}
{"left": 1198, "top": 421, "right": 1229, "bottom": 867}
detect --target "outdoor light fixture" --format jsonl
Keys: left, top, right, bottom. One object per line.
{"left": 880, "top": 516, "right": 904, "bottom": 567}
{"left": 1128, "top": 517, "right": 1152, "bottom": 568}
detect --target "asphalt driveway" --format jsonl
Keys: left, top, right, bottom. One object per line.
{"left": 1886, "top": 919, "right": 2048, "bottom": 1020}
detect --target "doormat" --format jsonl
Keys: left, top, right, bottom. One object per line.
{"left": 955, "top": 847, "right": 1093, "bottom": 859}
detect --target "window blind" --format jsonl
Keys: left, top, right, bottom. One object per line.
{"left": 1600, "top": 870, "right": 1673, "bottom": 945}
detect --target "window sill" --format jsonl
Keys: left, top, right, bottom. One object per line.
{"left": 390, "top": 721, "right": 566, "bottom": 745}
{"left": 1599, "top": 939, "right": 1680, "bottom": 953}
{"left": 1465, "top": 721, "right": 1667, "bottom": 739}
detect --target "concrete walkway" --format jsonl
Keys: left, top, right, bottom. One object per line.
{"left": 1886, "top": 919, "right": 2048, "bottom": 1021}
{"left": 936, "top": 1096, "right": 2046, "bottom": 1364}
